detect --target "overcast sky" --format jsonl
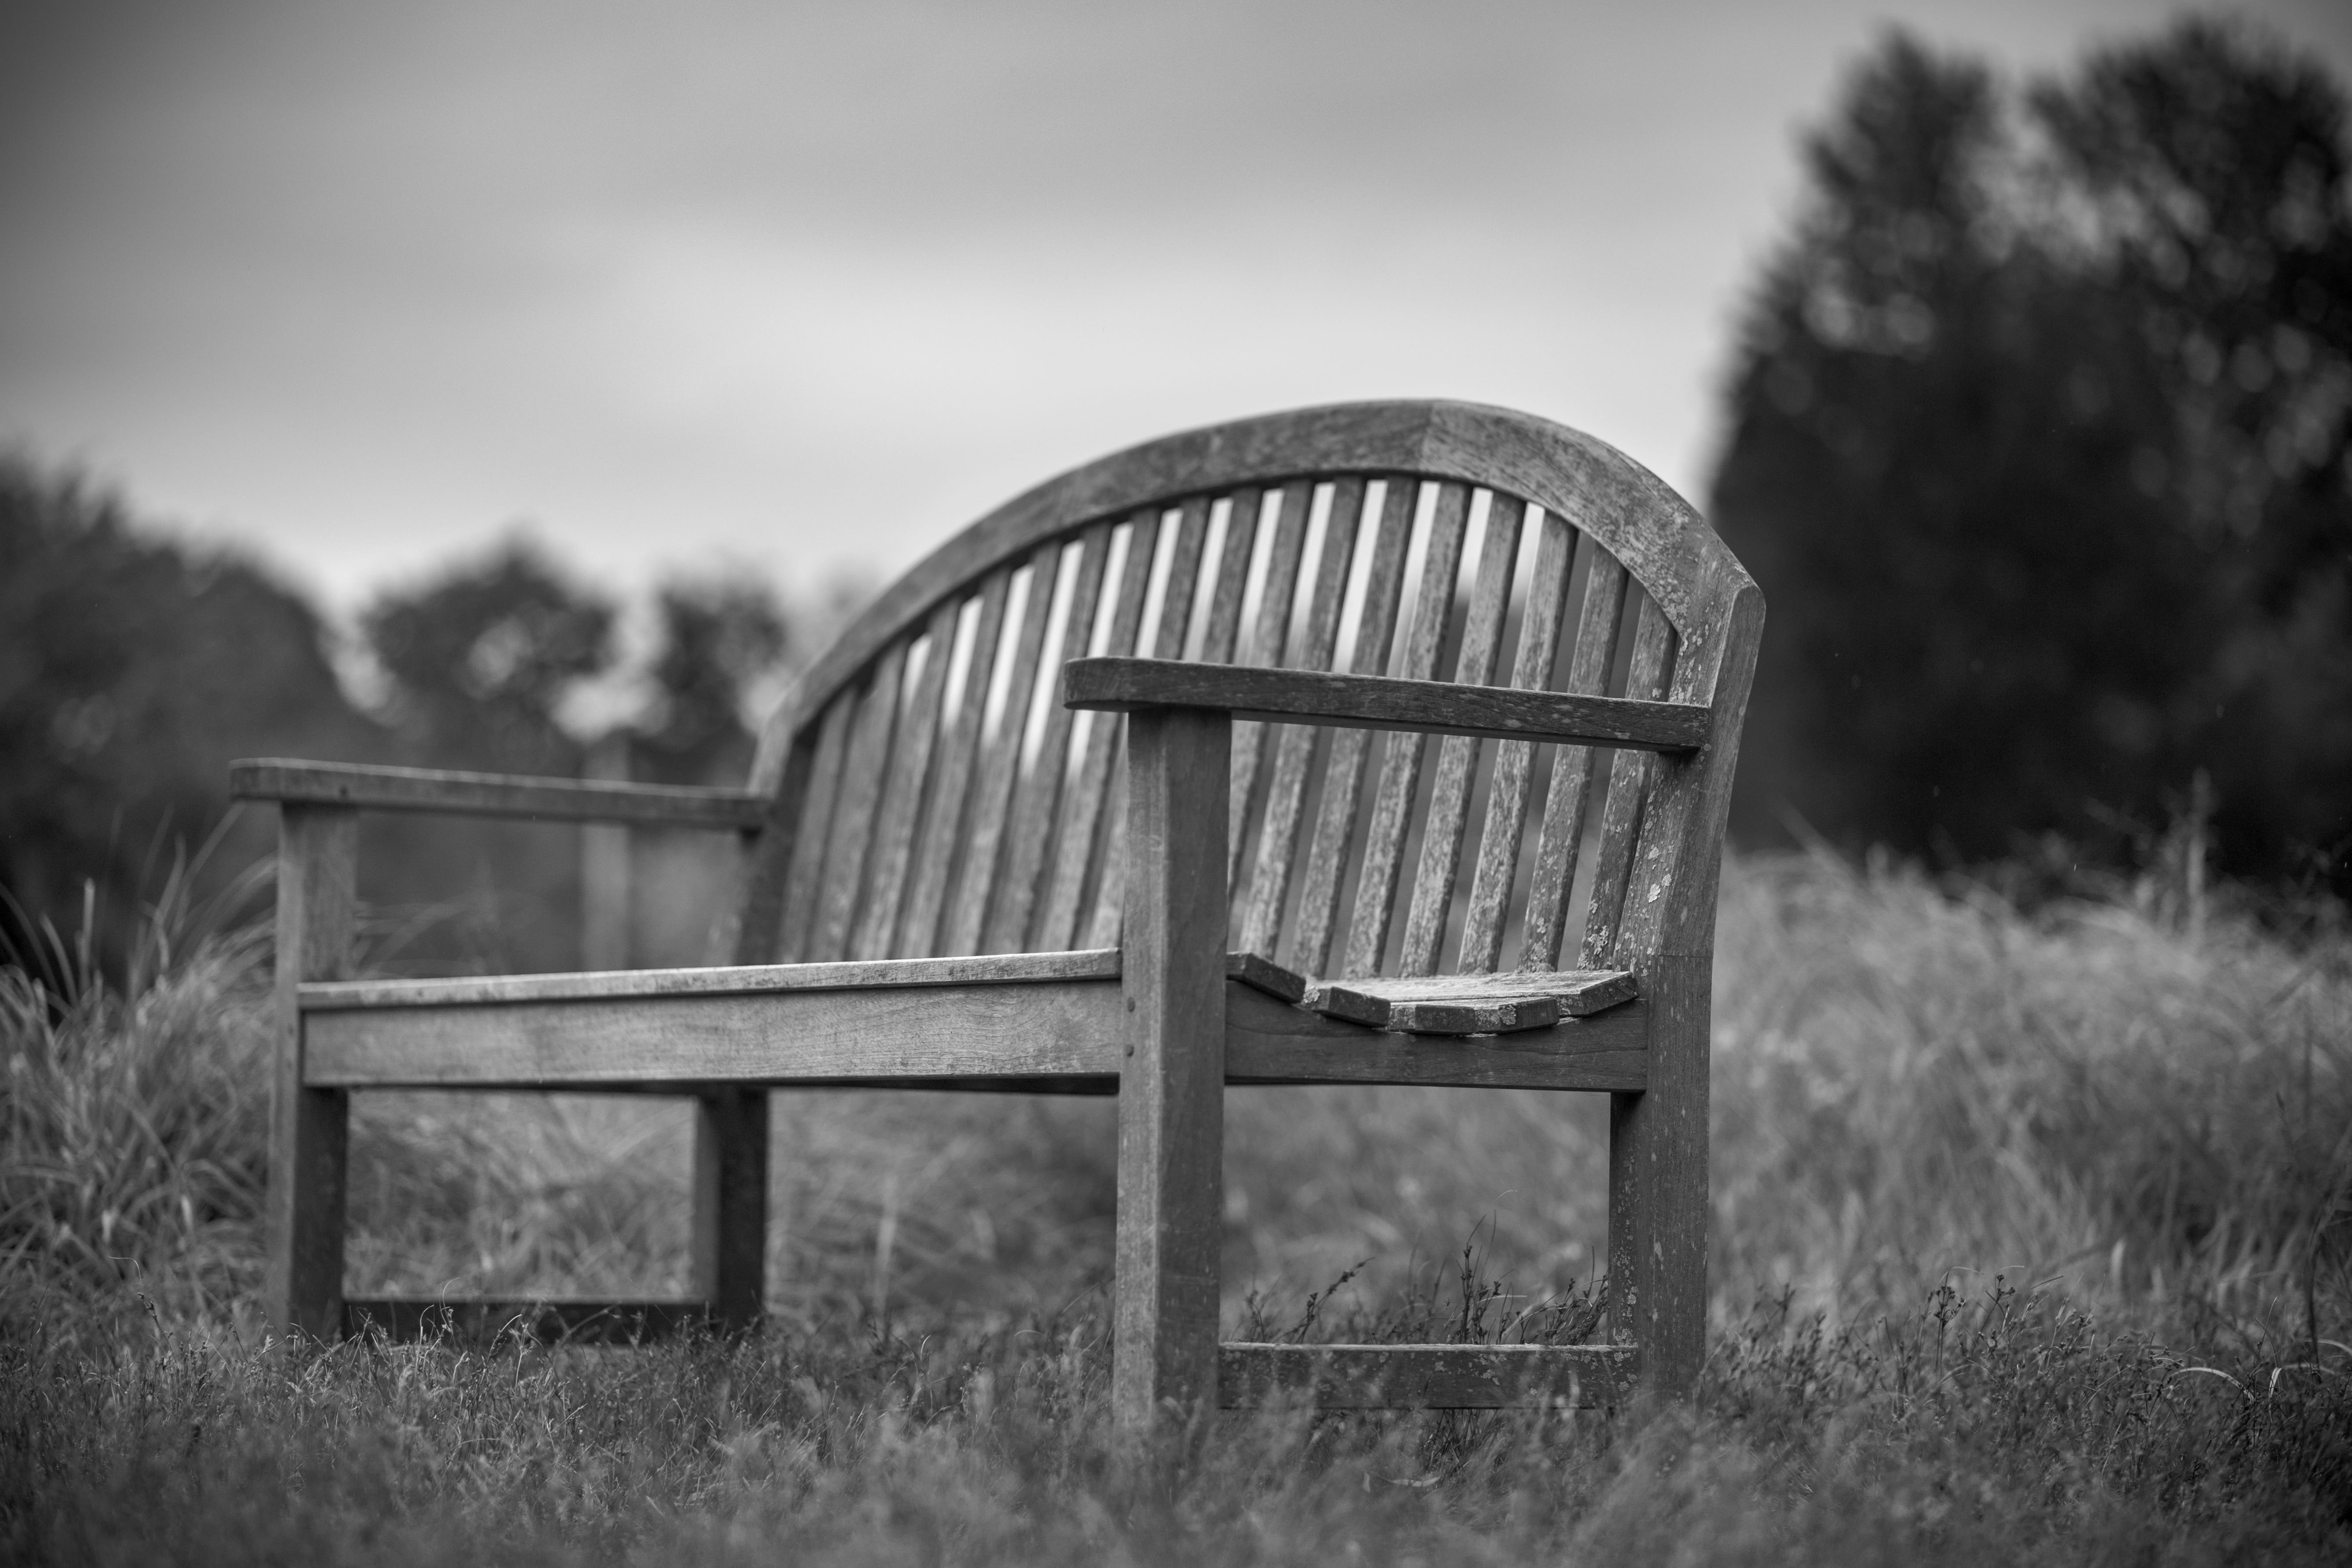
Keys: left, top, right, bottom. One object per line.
{"left": 4, "top": 0, "right": 2346, "bottom": 615}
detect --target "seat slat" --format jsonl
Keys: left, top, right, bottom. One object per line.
{"left": 1580, "top": 595, "right": 1677, "bottom": 967}
{"left": 773, "top": 696, "right": 856, "bottom": 963}
{"left": 1239, "top": 477, "right": 1366, "bottom": 957}
{"left": 1520, "top": 552, "right": 1630, "bottom": 969}
{"left": 897, "top": 570, "right": 1011, "bottom": 957}
{"left": 1040, "top": 512, "right": 1161, "bottom": 950}
{"left": 941, "top": 546, "right": 1059, "bottom": 956}
{"left": 806, "top": 643, "right": 906, "bottom": 963}
{"left": 1399, "top": 494, "right": 1526, "bottom": 975}
{"left": 1226, "top": 481, "right": 1314, "bottom": 892}
{"left": 1285, "top": 477, "right": 1417, "bottom": 975}
{"left": 1458, "top": 509, "right": 1579, "bottom": 971}
{"left": 993, "top": 522, "right": 1113, "bottom": 950}
{"left": 853, "top": 601, "right": 960, "bottom": 960}
{"left": 1309, "top": 967, "right": 1637, "bottom": 1034}
{"left": 1341, "top": 481, "right": 1471, "bottom": 976}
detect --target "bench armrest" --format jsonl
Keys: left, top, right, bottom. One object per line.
{"left": 230, "top": 759, "right": 769, "bottom": 829}
{"left": 1062, "top": 657, "right": 1709, "bottom": 753}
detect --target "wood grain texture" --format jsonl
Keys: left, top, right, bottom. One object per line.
{"left": 727, "top": 712, "right": 827, "bottom": 966}
{"left": 1218, "top": 1343, "right": 1630, "bottom": 1408}
{"left": 942, "top": 545, "right": 1058, "bottom": 956}
{"left": 773, "top": 696, "right": 854, "bottom": 964}
{"left": 754, "top": 401, "right": 1741, "bottom": 776}
{"left": 305, "top": 977, "right": 1129, "bottom": 1089}
{"left": 303, "top": 948, "right": 1124, "bottom": 1010}
{"left": 692, "top": 1088, "right": 768, "bottom": 1331}
{"left": 1240, "top": 476, "right": 1365, "bottom": 956}
{"left": 1063, "top": 661, "right": 1706, "bottom": 751}
{"left": 1581, "top": 597, "right": 1677, "bottom": 969}
{"left": 1114, "top": 707, "right": 1232, "bottom": 1429}
{"left": 853, "top": 602, "right": 958, "bottom": 960}
{"left": 1343, "top": 482, "right": 1469, "bottom": 976}
{"left": 231, "top": 760, "right": 766, "bottom": 829}
{"left": 1226, "top": 481, "right": 1312, "bottom": 893}
{"left": 807, "top": 643, "right": 905, "bottom": 963}
{"left": 992, "top": 523, "right": 1111, "bottom": 951}
{"left": 1040, "top": 512, "right": 1160, "bottom": 950}
{"left": 1224, "top": 982, "right": 1648, "bottom": 1092}
{"left": 344, "top": 1299, "right": 709, "bottom": 1345}
{"left": 303, "top": 974, "right": 1644, "bottom": 1094}
{"left": 898, "top": 571, "right": 1010, "bottom": 957}
{"left": 1198, "top": 488, "right": 1262, "bottom": 664}
{"left": 1080, "top": 500, "right": 1213, "bottom": 950}
{"left": 1459, "top": 508, "right": 1579, "bottom": 971}
{"left": 1286, "top": 478, "right": 1417, "bottom": 976}
{"left": 1310, "top": 968, "right": 1638, "bottom": 1033}
{"left": 269, "top": 804, "right": 356, "bottom": 1341}
{"left": 1521, "top": 552, "right": 1630, "bottom": 970}
{"left": 1398, "top": 495, "right": 1525, "bottom": 975}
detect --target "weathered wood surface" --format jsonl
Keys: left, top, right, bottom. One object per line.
{"left": 268, "top": 804, "right": 356, "bottom": 1341}
{"left": 1312, "top": 968, "right": 1638, "bottom": 1034}
{"left": 752, "top": 400, "right": 1743, "bottom": 785}
{"left": 1345, "top": 482, "right": 1469, "bottom": 977}
{"left": 1114, "top": 707, "right": 1232, "bottom": 1427}
{"left": 1218, "top": 1343, "right": 1630, "bottom": 1408}
{"left": 1581, "top": 597, "right": 1678, "bottom": 968}
{"left": 943, "top": 544, "right": 1059, "bottom": 956}
{"left": 343, "top": 1298, "right": 709, "bottom": 1344}
{"left": 1063, "top": 659, "right": 1708, "bottom": 751}
{"left": 1521, "top": 553, "right": 1631, "bottom": 969}
{"left": 304, "top": 972, "right": 1644, "bottom": 1094}
{"left": 1225, "top": 482, "right": 1312, "bottom": 890}
{"left": 1287, "top": 477, "right": 1417, "bottom": 975}
{"left": 1400, "top": 494, "right": 1525, "bottom": 975}
{"left": 898, "top": 569, "right": 1010, "bottom": 956}
{"left": 232, "top": 760, "right": 766, "bottom": 829}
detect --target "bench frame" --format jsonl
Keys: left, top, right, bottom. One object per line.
{"left": 236, "top": 399, "right": 1762, "bottom": 1428}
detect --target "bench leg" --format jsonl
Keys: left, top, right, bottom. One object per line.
{"left": 268, "top": 804, "right": 356, "bottom": 1342}
{"left": 693, "top": 1088, "right": 770, "bottom": 1331}
{"left": 1607, "top": 953, "right": 1711, "bottom": 1398}
{"left": 1112, "top": 708, "right": 1231, "bottom": 1432}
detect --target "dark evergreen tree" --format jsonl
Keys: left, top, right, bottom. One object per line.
{"left": 1713, "top": 21, "right": 2352, "bottom": 892}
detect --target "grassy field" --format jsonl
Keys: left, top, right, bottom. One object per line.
{"left": 4, "top": 849, "right": 2347, "bottom": 1563}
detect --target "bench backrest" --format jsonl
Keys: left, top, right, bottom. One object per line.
{"left": 731, "top": 400, "right": 1762, "bottom": 982}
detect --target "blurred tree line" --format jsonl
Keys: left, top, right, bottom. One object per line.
{"left": 0, "top": 458, "right": 794, "bottom": 979}
{"left": 1713, "top": 18, "right": 2352, "bottom": 898}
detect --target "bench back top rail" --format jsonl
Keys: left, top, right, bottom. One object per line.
{"left": 732, "top": 400, "right": 1761, "bottom": 983}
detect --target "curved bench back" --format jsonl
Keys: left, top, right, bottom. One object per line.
{"left": 732, "top": 400, "right": 1762, "bottom": 982}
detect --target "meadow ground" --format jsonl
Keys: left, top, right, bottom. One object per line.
{"left": 4, "top": 849, "right": 2348, "bottom": 1564}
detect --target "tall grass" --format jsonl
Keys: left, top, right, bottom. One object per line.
{"left": 3, "top": 848, "right": 2347, "bottom": 1563}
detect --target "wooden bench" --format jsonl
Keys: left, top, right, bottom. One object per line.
{"left": 232, "top": 399, "right": 1763, "bottom": 1424}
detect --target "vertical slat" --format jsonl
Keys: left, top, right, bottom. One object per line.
{"left": 1112, "top": 707, "right": 1232, "bottom": 1431}
{"left": 852, "top": 600, "right": 960, "bottom": 959}
{"left": 1397, "top": 495, "right": 1526, "bottom": 976}
{"left": 898, "top": 571, "right": 1011, "bottom": 957}
{"left": 268, "top": 804, "right": 356, "bottom": 1341}
{"left": 806, "top": 643, "right": 906, "bottom": 963}
{"left": 940, "top": 546, "right": 1058, "bottom": 957}
{"left": 1226, "top": 482, "right": 1315, "bottom": 892}
{"left": 1457, "top": 508, "right": 1578, "bottom": 971}
{"left": 992, "top": 522, "right": 1112, "bottom": 952}
{"left": 1341, "top": 481, "right": 1470, "bottom": 976}
{"left": 1040, "top": 512, "right": 1161, "bottom": 949}
{"left": 772, "top": 697, "right": 854, "bottom": 964}
{"left": 693, "top": 1088, "right": 768, "bottom": 1332}
{"left": 1238, "top": 477, "right": 1366, "bottom": 956}
{"left": 1520, "top": 551, "right": 1629, "bottom": 969}
{"left": 1198, "top": 488, "right": 1262, "bottom": 665}
{"left": 1084, "top": 498, "right": 1213, "bottom": 949}
{"left": 1285, "top": 478, "right": 1417, "bottom": 975}
{"left": 1579, "top": 596, "right": 1677, "bottom": 968}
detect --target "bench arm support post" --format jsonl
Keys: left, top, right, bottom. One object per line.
{"left": 268, "top": 804, "right": 356, "bottom": 1343}
{"left": 1112, "top": 706, "right": 1232, "bottom": 1434}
